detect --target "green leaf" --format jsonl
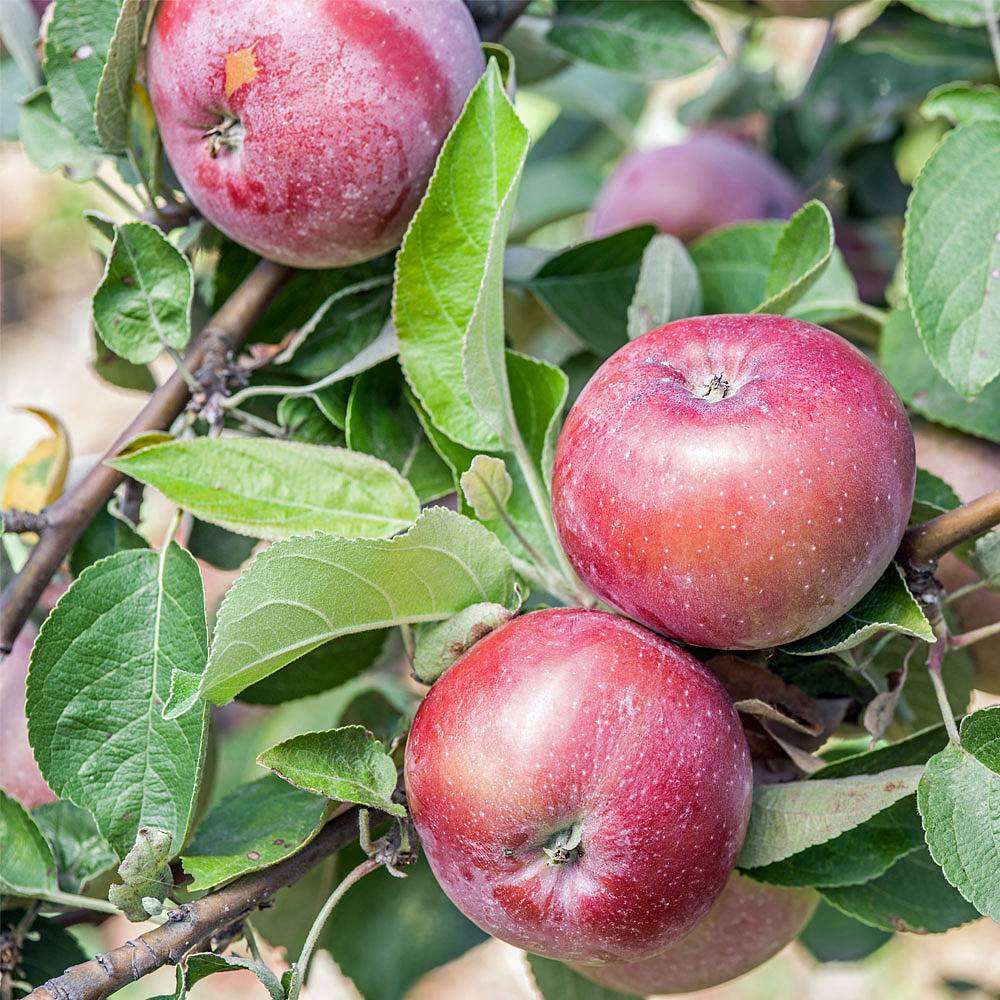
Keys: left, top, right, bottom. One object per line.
{"left": 972, "top": 531, "right": 1000, "bottom": 587}
{"left": 0, "top": 789, "right": 57, "bottom": 895}
{"left": 527, "top": 953, "right": 633, "bottom": 1000}
{"left": 755, "top": 200, "right": 834, "bottom": 316}
{"left": 68, "top": 500, "right": 145, "bottom": 577}
{"left": 107, "top": 827, "right": 173, "bottom": 921}
{"left": 238, "top": 630, "right": 389, "bottom": 706}
{"left": 181, "top": 775, "right": 331, "bottom": 892}
{"left": 880, "top": 305, "right": 1000, "bottom": 443}
{"left": 93, "top": 0, "right": 142, "bottom": 154}
{"left": 911, "top": 468, "right": 961, "bottom": 524}
{"left": 109, "top": 438, "right": 420, "bottom": 540}
{"left": 27, "top": 545, "right": 208, "bottom": 857}
{"left": 92, "top": 221, "right": 194, "bottom": 364}
{"left": 900, "top": 0, "right": 1000, "bottom": 26}
{"left": 799, "top": 899, "right": 893, "bottom": 963}
{"left": 43, "top": 0, "right": 120, "bottom": 148}
{"left": 412, "top": 602, "right": 515, "bottom": 684}
{"left": 524, "top": 225, "right": 655, "bottom": 357}
{"left": 181, "top": 952, "right": 284, "bottom": 1000}
{"left": 0, "top": 0, "right": 41, "bottom": 88}
{"left": 91, "top": 323, "right": 157, "bottom": 392}
{"left": 917, "top": 707, "right": 1000, "bottom": 921}
{"left": 744, "top": 796, "right": 924, "bottom": 889}
{"left": 546, "top": 0, "right": 721, "bottom": 81}
{"left": 922, "top": 82, "right": 1000, "bottom": 125}
{"left": 186, "top": 519, "right": 258, "bottom": 572}
{"left": 511, "top": 157, "right": 602, "bottom": 239}
{"left": 395, "top": 60, "right": 529, "bottom": 451}
{"left": 277, "top": 389, "right": 347, "bottom": 445}
{"left": 257, "top": 725, "right": 404, "bottom": 816}
{"left": 627, "top": 234, "right": 702, "bottom": 339}
{"left": 814, "top": 724, "right": 949, "bottom": 780}
{"left": 782, "top": 565, "right": 934, "bottom": 656}
{"left": 904, "top": 121, "right": 1000, "bottom": 397}
{"left": 345, "top": 361, "right": 453, "bottom": 503}
{"left": 822, "top": 846, "right": 980, "bottom": 933}
{"left": 460, "top": 455, "right": 514, "bottom": 521}
{"left": 187, "top": 508, "right": 516, "bottom": 710}
{"left": 2, "top": 910, "right": 89, "bottom": 997}
{"left": 737, "top": 766, "right": 924, "bottom": 869}
{"left": 18, "top": 88, "right": 103, "bottom": 181}
{"left": 324, "top": 844, "right": 487, "bottom": 1000}
{"left": 32, "top": 800, "right": 116, "bottom": 893}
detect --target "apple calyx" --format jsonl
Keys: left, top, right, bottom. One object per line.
{"left": 700, "top": 373, "right": 732, "bottom": 402}
{"left": 203, "top": 115, "right": 244, "bottom": 158}
{"left": 543, "top": 821, "right": 585, "bottom": 865}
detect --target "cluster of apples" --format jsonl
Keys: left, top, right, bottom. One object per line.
{"left": 142, "top": 1, "right": 920, "bottom": 994}
{"left": 405, "top": 311, "right": 915, "bottom": 993}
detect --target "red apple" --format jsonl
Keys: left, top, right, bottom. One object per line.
{"left": 552, "top": 315, "right": 916, "bottom": 650}
{"left": 147, "top": 0, "right": 485, "bottom": 268}
{"left": 573, "top": 872, "right": 818, "bottom": 995}
{"left": 404, "top": 608, "right": 753, "bottom": 963}
{"left": 589, "top": 133, "right": 803, "bottom": 242}
{"left": 0, "top": 625, "right": 57, "bottom": 809}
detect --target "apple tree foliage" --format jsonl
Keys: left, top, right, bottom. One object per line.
{"left": 1, "top": 0, "right": 998, "bottom": 997}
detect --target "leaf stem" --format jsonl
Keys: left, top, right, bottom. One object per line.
{"left": 126, "top": 146, "right": 154, "bottom": 211}
{"left": 287, "top": 858, "right": 380, "bottom": 1000}
{"left": 91, "top": 175, "right": 143, "bottom": 217}
{"left": 942, "top": 579, "right": 989, "bottom": 605}
{"left": 40, "top": 890, "right": 121, "bottom": 916}
{"left": 927, "top": 622, "right": 960, "bottom": 743}
{"left": 950, "top": 618, "right": 1000, "bottom": 649}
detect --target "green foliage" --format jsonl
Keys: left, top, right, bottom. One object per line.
{"left": 922, "top": 82, "right": 1000, "bottom": 125}
{"left": 110, "top": 437, "right": 420, "bottom": 540}
{"left": 901, "top": 0, "right": 1000, "bottom": 26}
{"left": 68, "top": 500, "right": 145, "bottom": 577}
{"left": 756, "top": 201, "right": 834, "bottom": 315}
{"left": 911, "top": 468, "right": 961, "bottom": 523}
{"left": 903, "top": 121, "right": 1000, "bottom": 397}
{"left": 781, "top": 565, "right": 934, "bottom": 656}
{"left": 92, "top": 221, "right": 194, "bottom": 364}
{"left": 181, "top": 776, "right": 331, "bottom": 892}
{"left": 738, "top": 766, "right": 924, "bottom": 869}
{"left": 918, "top": 708, "right": 1000, "bottom": 921}
{"left": 460, "top": 455, "right": 514, "bottom": 520}
{"left": 546, "top": 0, "right": 721, "bottom": 81}
{"left": 395, "top": 60, "right": 528, "bottom": 452}
{"left": 0, "top": 790, "right": 58, "bottom": 896}
{"left": 107, "top": 827, "right": 173, "bottom": 920}
{"left": 799, "top": 900, "right": 893, "bottom": 962}
{"left": 412, "top": 602, "right": 515, "bottom": 684}
{"left": 627, "top": 234, "right": 702, "bottom": 339}
{"left": 18, "top": 89, "right": 103, "bottom": 181}
{"left": 257, "top": 725, "right": 405, "bottom": 816}
{"left": 27, "top": 545, "right": 208, "bottom": 857}
{"left": 187, "top": 508, "right": 517, "bottom": 709}
{"left": 32, "top": 800, "right": 116, "bottom": 893}
{"left": 93, "top": 0, "right": 142, "bottom": 154}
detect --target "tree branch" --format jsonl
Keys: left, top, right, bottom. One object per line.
{"left": 0, "top": 260, "right": 291, "bottom": 657}
{"left": 29, "top": 806, "right": 379, "bottom": 1000}
{"left": 897, "top": 489, "right": 1000, "bottom": 568}
{"left": 1, "top": 510, "right": 49, "bottom": 535}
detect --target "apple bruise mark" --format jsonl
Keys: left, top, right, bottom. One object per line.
{"left": 225, "top": 42, "right": 261, "bottom": 98}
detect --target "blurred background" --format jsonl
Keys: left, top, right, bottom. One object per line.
{"left": 2, "top": 0, "right": 999, "bottom": 997}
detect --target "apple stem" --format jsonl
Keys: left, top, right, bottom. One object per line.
{"left": 542, "top": 822, "right": 585, "bottom": 865}
{"left": 898, "top": 489, "right": 1000, "bottom": 567}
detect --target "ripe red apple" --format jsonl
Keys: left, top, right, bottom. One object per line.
{"left": 0, "top": 625, "right": 57, "bottom": 809}
{"left": 589, "top": 133, "right": 803, "bottom": 242}
{"left": 573, "top": 872, "right": 819, "bottom": 995}
{"left": 147, "top": 0, "right": 485, "bottom": 268}
{"left": 404, "top": 608, "right": 753, "bottom": 963}
{"left": 552, "top": 315, "right": 916, "bottom": 650}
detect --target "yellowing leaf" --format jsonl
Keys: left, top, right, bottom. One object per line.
{"left": 2, "top": 408, "right": 70, "bottom": 526}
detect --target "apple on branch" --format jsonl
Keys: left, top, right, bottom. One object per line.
{"left": 404, "top": 608, "right": 753, "bottom": 964}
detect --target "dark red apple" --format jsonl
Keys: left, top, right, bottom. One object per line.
{"left": 552, "top": 315, "right": 916, "bottom": 650}
{"left": 589, "top": 133, "right": 803, "bottom": 242}
{"left": 574, "top": 872, "right": 818, "bottom": 995}
{"left": 404, "top": 608, "right": 753, "bottom": 963}
{"left": 147, "top": 0, "right": 484, "bottom": 268}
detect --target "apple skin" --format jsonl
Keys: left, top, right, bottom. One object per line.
{"left": 0, "top": 625, "right": 57, "bottom": 809}
{"left": 589, "top": 133, "right": 804, "bottom": 242}
{"left": 147, "top": 0, "right": 484, "bottom": 268}
{"left": 404, "top": 608, "right": 753, "bottom": 964}
{"left": 551, "top": 315, "right": 916, "bottom": 650}
{"left": 573, "top": 872, "right": 818, "bottom": 995}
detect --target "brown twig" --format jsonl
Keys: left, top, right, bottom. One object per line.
{"left": 28, "top": 806, "right": 379, "bottom": 1000}
{"left": 0, "top": 510, "right": 49, "bottom": 535}
{"left": 0, "top": 260, "right": 291, "bottom": 657}
{"left": 897, "top": 489, "right": 1000, "bottom": 569}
